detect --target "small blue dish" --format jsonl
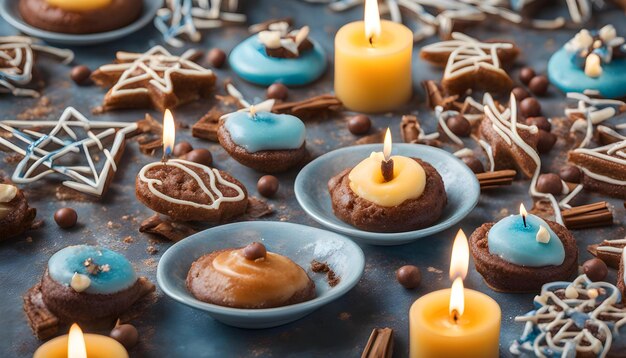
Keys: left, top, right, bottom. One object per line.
{"left": 157, "top": 221, "right": 364, "bottom": 329}
{"left": 0, "top": 0, "right": 160, "bottom": 46}
{"left": 295, "top": 143, "right": 480, "bottom": 246}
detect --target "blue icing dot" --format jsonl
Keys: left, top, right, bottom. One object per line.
{"left": 224, "top": 111, "right": 306, "bottom": 153}
{"left": 488, "top": 214, "right": 565, "bottom": 267}
{"left": 229, "top": 35, "right": 327, "bottom": 86}
{"left": 48, "top": 245, "right": 137, "bottom": 295}
{"left": 548, "top": 46, "right": 626, "bottom": 99}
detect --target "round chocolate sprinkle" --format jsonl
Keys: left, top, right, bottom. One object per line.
{"left": 536, "top": 130, "right": 557, "bottom": 153}
{"left": 243, "top": 242, "right": 267, "bottom": 261}
{"left": 582, "top": 258, "right": 608, "bottom": 282}
{"left": 70, "top": 65, "right": 91, "bottom": 85}
{"left": 528, "top": 75, "right": 549, "bottom": 96}
{"left": 257, "top": 175, "right": 279, "bottom": 198}
{"left": 519, "top": 67, "right": 536, "bottom": 85}
{"left": 559, "top": 165, "right": 582, "bottom": 183}
{"left": 54, "top": 208, "right": 77, "bottom": 229}
{"left": 446, "top": 114, "right": 471, "bottom": 137}
{"left": 348, "top": 114, "right": 371, "bottom": 135}
{"left": 207, "top": 48, "right": 227, "bottom": 68}
{"left": 184, "top": 148, "right": 212, "bottom": 166}
{"left": 536, "top": 173, "right": 562, "bottom": 195}
{"left": 396, "top": 265, "right": 421, "bottom": 289}
{"left": 519, "top": 97, "right": 541, "bottom": 118}
{"left": 173, "top": 141, "right": 193, "bottom": 157}
{"left": 462, "top": 156, "right": 484, "bottom": 174}
{"left": 266, "top": 83, "right": 288, "bottom": 100}
{"left": 110, "top": 323, "right": 139, "bottom": 349}
{"left": 526, "top": 116, "right": 551, "bottom": 132}
{"left": 511, "top": 86, "right": 530, "bottom": 101}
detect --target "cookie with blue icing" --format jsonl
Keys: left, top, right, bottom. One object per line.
{"left": 229, "top": 21, "right": 327, "bottom": 86}
{"left": 548, "top": 25, "right": 626, "bottom": 99}
{"left": 218, "top": 102, "right": 308, "bottom": 173}
{"left": 511, "top": 274, "right": 626, "bottom": 357}
{"left": 24, "top": 245, "right": 154, "bottom": 339}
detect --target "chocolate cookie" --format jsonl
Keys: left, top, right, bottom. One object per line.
{"left": 19, "top": 0, "right": 142, "bottom": 34}
{"left": 328, "top": 159, "right": 447, "bottom": 233}
{"left": 0, "top": 184, "right": 36, "bottom": 241}
{"left": 568, "top": 142, "right": 626, "bottom": 199}
{"left": 469, "top": 220, "right": 578, "bottom": 292}
{"left": 136, "top": 159, "right": 248, "bottom": 222}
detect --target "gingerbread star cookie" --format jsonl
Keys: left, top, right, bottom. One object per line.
{"left": 568, "top": 139, "right": 626, "bottom": 199}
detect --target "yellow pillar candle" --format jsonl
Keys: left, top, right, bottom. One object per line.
{"left": 334, "top": 0, "right": 413, "bottom": 113}
{"left": 33, "top": 324, "right": 128, "bottom": 358}
{"left": 46, "top": 0, "right": 112, "bottom": 12}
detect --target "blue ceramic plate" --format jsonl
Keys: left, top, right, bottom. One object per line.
{"left": 157, "top": 221, "right": 364, "bottom": 329}
{"left": 295, "top": 143, "right": 480, "bottom": 246}
{"left": 0, "top": 0, "right": 161, "bottom": 45}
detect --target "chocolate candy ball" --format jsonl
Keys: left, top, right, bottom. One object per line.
{"left": 173, "top": 141, "right": 193, "bottom": 157}
{"left": 396, "top": 265, "right": 421, "bottom": 289}
{"left": 519, "top": 97, "right": 541, "bottom": 117}
{"left": 536, "top": 173, "right": 562, "bottom": 195}
{"left": 519, "top": 67, "right": 536, "bottom": 85}
{"left": 526, "top": 116, "right": 551, "bottom": 132}
{"left": 348, "top": 114, "right": 371, "bottom": 135}
{"left": 110, "top": 323, "right": 139, "bottom": 349}
{"left": 462, "top": 156, "right": 484, "bottom": 174}
{"left": 266, "top": 83, "right": 288, "bottom": 100}
{"left": 207, "top": 48, "right": 227, "bottom": 68}
{"left": 446, "top": 114, "right": 471, "bottom": 137}
{"left": 70, "top": 65, "right": 91, "bottom": 85}
{"left": 184, "top": 149, "right": 212, "bottom": 166}
{"left": 257, "top": 175, "right": 279, "bottom": 198}
{"left": 243, "top": 242, "right": 267, "bottom": 260}
{"left": 511, "top": 86, "right": 530, "bottom": 101}
{"left": 582, "top": 258, "right": 608, "bottom": 282}
{"left": 537, "top": 130, "right": 557, "bottom": 154}
{"left": 54, "top": 208, "right": 77, "bottom": 229}
{"left": 529, "top": 75, "right": 549, "bottom": 96}
{"left": 559, "top": 165, "right": 582, "bottom": 183}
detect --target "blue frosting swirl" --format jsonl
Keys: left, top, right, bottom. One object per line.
{"left": 223, "top": 111, "right": 306, "bottom": 153}
{"left": 48, "top": 245, "right": 137, "bottom": 295}
{"left": 488, "top": 214, "right": 565, "bottom": 267}
{"left": 229, "top": 35, "right": 327, "bottom": 86}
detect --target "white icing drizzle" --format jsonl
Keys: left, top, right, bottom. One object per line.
{"left": 0, "top": 36, "right": 73, "bottom": 97}
{"left": 566, "top": 93, "right": 626, "bottom": 149}
{"left": 220, "top": 82, "right": 275, "bottom": 120}
{"left": 0, "top": 107, "right": 137, "bottom": 196}
{"left": 138, "top": 158, "right": 245, "bottom": 210}
{"left": 435, "top": 105, "right": 463, "bottom": 145}
{"left": 596, "top": 238, "right": 626, "bottom": 254}
{"left": 598, "top": 126, "right": 626, "bottom": 142}
{"left": 559, "top": 184, "right": 583, "bottom": 209}
{"left": 97, "top": 45, "right": 213, "bottom": 98}
{"left": 453, "top": 148, "right": 474, "bottom": 158}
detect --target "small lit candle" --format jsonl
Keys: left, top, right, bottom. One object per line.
{"left": 162, "top": 109, "right": 175, "bottom": 162}
{"left": 409, "top": 230, "right": 501, "bottom": 358}
{"left": 33, "top": 324, "right": 128, "bottom": 358}
{"left": 46, "top": 0, "right": 112, "bottom": 11}
{"left": 380, "top": 128, "right": 394, "bottom": 182}
{"left": 334, "top": 0, "right": 413, "bottom": 113}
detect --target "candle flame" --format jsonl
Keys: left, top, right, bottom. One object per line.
{"left": 68, "top": 324, "right": 87, "bottom": 358}
{"left": 449, "top": 277, "right": 465, "bottom": 321}
{"left": 519, "top": 203, "right": 527, "bottom": 217}
{"left": 163, "top": 109, "right": 175, "bottom": 158}
{"left": 364, "top": 0, "right": 381, "bottom": 44}
{"left": 383, "top": 128, "right": 392, "bottom": 162}
{"left": 449, "top": 229, "right": 469, "bottom": 280}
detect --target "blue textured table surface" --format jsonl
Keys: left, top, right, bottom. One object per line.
{"left": 1, "top": 1, "right": 625, "bottom": 357}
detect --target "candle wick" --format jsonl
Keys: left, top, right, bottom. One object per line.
{"left": 381, "top": 158, "right": 394, "bottom": 182}
{"left": 369, "top": 36, "right": 374, "bottom": 47}
{"left": 452, "top": 309, "right": 459, "bottom": 324}
{"left": 522, "top": 215, "right": 527, "bottom": 228}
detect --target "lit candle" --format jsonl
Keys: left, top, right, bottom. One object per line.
{"left": 162, "top": 109, "right": 175, "bottom": 162}
{"left": 409, "top": 230, "right": 501, "bottom": 358}
{"left": 348, "top": 128, "right": 425, "bottom": 207}
{"left": 334, "top": 0, "right": 413, "bottom": 113}
{"left": 45, "top": 0, "right": 112, "bottom": 11}
{"left": 33, "top": 323, "right": 128, "bottom": 358}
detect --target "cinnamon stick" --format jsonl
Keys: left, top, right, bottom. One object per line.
{"left": 562, "top": 202, "right": 613, "bottom": 229}
{"left": 476, "top": 170, "right": 516, "bottom": 189}
{"left": 361, "top": 328, "right": 394, "bottom": 358}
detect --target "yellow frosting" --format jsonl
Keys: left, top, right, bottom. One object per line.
{"left": 0, "top": 184, "right": 17, "bottom": 220}
{"left": 211, "top": 249, "right": 311, "bottom": 307}
{"left": 348, "top": 152, "right": 426, "bottom": 207}
{"left": 46, "top": 0, "right": 112, "bottom": 12}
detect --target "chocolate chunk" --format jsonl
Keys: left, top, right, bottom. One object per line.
{"left": 349, "top": 115, "right": 371, "bottom": 135}
{"left": 528, "top": 75, "right": 549, "bottom": 96}
{"left": 207, "top": 48, "right": 227, "bottom": 68}
{"left": 582, "top": 258, "right": 608, "bottom": 282}
{"left": 396, "top": 265, "right": 421, "bottom": 289}
{"left": 173, "top": 141, "right": 193, "bottom": 157}
{"left": 245, "top": 197, "right": 273, "bottom": 219}
{"left": 139, "top": 215, "right": 197, "bottom": 242}
{"left": 54, "top": 208, "right": 77, "bottom": 229}
{"left": 526, "top": 116, "right": 551, "bottom": 132}
{"left": 536, "top": 173, "right": 562, "bottom": 195}
{"left": 446, "top": 114, "right": 471, "bottom": 137}
{"left": 536, "top": 130, "right": 557, "bottom": 153}
{"left": 272, "top": 94, "right": 342, "bottom": 119}
{"left": 184, "top": 149, "right": 212, "bottom": 166}
{"left": 110, "top": 323, "right": 139, "bottom": 349}
{"left": 519, "top": 97, "right": 541, "bottom": 117}
{"left": 243, "top": 242, "right": 266, "bottom": 260}
{"left": 559, "top": 165, "right": 582, "bottom": 183}
{"left": 511, "top": 86, "right": 530, "bottom": 101}
{"left": 71, "top": 65, "right": 92, "bottom": 85}
{"left": 257, "top": 175, "right": 279, "bottom": 198}
{"left": 266, "top": 83, "right": 288, "bottom": 100}
{"left": 519, "top": 67, "right": 536, "bottom": 85}
{"left": 192, "top": 108, "right": 223, "bottom": 142}
{"left": 462, "top": 156, "right": 484, "bottom": 174}
{"left": 400, "top": 115, "right": 421, "bottom": 143}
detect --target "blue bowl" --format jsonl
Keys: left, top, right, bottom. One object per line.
{"left": 0, "top": 0, "right": 161, "bottom": 46}
{"left": 295, "top": 143, "right": 480, "bottom": 246}
{"left": 157, "top": 221, "right": 365, "bottom": 329}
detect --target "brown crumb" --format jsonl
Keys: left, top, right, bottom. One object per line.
{"left": 122, "top": 236, "right": 134, "bottom": 244}
{"left": 146, "top": 246, "right": 158, "bottom": 255}
{"left": 3, "top": 153, "right": 24, "bottom": 164}
{"left": 17, "top": 97, "right": 52, "bottom": 120}
{"left": 310, "top": 260, "right": 341, "bottom": 287}
{"left": 30, "top": 220, "right": 44, "bottom": 230}
{"left": 339, "top": 312, "right": 351, "bottom": 321}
